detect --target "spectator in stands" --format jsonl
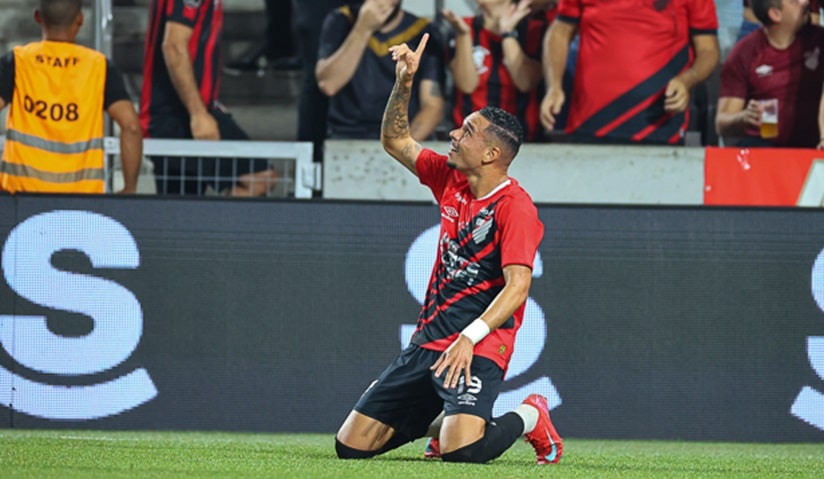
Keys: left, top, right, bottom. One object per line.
{"left": 295, "top": 0, "right": 347, "bottom": 163}
{"left": 316, "top": 0, "right": 445, "bottom": 140}
{"left": 224, "top": 0, "right": 301, "bottom": 75}
{"left": 737, "top": 0, "right": 820, "bottom": 43}
{"left": 739, "top": 0, "right": 765, "bottom": 41}
{"left": 140, "top": 0, "right": 277, "bottom": 196}
{"left": 716, "top": 0, "right": 824, "bottom": 148}
{"left": 541, "top": 0, "right": 720, "bottom": 145}
{"left": 442, "top": 0, "right": 555, "bottom": 142}
{"left": 0, "top": 0, "right": 141, "bottom": 194}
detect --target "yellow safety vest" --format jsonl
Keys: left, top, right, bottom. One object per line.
{"left": 0, "top": 41, "right": 107, "bottom": 193}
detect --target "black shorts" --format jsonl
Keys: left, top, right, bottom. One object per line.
{"left": 353, "top": 345, "right": 504, "bottom": 440}
{"left": 147, "top": 108, "right": 270, "bottom": 195}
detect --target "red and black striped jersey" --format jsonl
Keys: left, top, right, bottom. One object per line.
{"left": 140, "top": 0, "right": 223, "bottom": 136}
{"left": 557, "top": 0, "right": 718, "bottom": 144}
{"left": 412, "top": 148, "right": 544, "bottom": 372}
{"left": 449, "top": 11, "right": 551, "bottom": 141}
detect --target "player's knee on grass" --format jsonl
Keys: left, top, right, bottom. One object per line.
{"left": 335, "top": 439, "right": 378, "bottom": 459}
{"left": 441, "top": 413, "right": 524, "bottom": 464}
{"left": 440, "top": 439, "right": 491, "bottom": 464}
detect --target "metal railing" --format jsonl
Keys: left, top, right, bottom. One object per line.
{"left": 0, "top": 136, "right": 320, "bottom": 198}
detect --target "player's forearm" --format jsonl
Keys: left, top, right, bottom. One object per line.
{"left": 381, "top": 76, "right": 420, "bottom": 172}
{"left": 315, "top": 27, "right": 372, "bottom": 96}
{"left": 477, "top": 272, "right": 532, "bottom": 332}
{"left": 162, "top": 44, "right": 208, "bottom": 117}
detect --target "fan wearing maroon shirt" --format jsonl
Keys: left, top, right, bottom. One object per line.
{"left": 140, "top": 0, "right": 276, "bottom": 196}
{"left": 334, "top": 35, "right": 564, "bottom": 466}
{"left": 738, "top": 0, "right": 820, "bottom": 43}
{"left": 541, "top": 0, "right": 720, "bottom": 145}
{"left": 716, "top": 0, "right": 824, "bottom": 148}
{"left": 443, "top": 0, "right": 556, "bottom": 142}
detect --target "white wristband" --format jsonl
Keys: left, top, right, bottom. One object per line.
{"left": 461, "top": 318, "right": 491, "bottom": 345}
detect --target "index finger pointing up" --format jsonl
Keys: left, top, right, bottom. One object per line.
{"left": 415, "top": 33, "right": 429, "bottom": 56}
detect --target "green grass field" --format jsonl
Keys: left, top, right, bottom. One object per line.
{"left": 1, "top": 430, "right": 822, "bottom": 479}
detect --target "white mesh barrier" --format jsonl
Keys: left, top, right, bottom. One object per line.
{"left": 0, "top": 136, "right": 319, "bottom": 199}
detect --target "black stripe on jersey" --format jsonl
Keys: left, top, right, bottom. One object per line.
{"left": 555, "top": 14, "right": 579, "bottom": 25}
{"left": 689, "top": 28, "right": 718, "bottom": 36}
{"left": 414, "top": 199, "right": 513, "bottom": 344}
{"left": 607, "top": 101, "right": 686, "bottom": 143}
{"left": 575, "top": 44, "right": 689, "bottom": 137}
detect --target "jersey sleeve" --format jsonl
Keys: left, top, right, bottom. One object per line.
{"left": 522, "top": 13, "right": 548, "bottom": 59}
{"left": 318, "top": 9, "right": 351, "bottom": 60}
{"left": 556, "top": 0, "right": 582, "bottom": 24}
{"left": 718, "top": 40, "right": 750, "bottom": 100}
{"left": 689, "top": 0, "right": 719, "bottom": 34}
{"left": 497, "top": 193, "right": 544, "bottom": 270}
{"left": 415, "top": 148, "right": 452, "bottom": 200}
{"left": 167, "top": 0, "right": 201, "bottom": 28}
{"left": 104, "top": 60, "right": 131, "bottom": 109}
{"left": 0, "top": 51, "right": 14, "bottom": 105}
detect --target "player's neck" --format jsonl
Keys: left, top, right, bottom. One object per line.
{"left": 470, "top": 174, "right": 510, "bottom": 200}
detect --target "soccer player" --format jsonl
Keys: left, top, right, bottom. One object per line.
{"left": 334, "top": 34, "right": 563, "bottom": 465}
{"left": 0, "top": 0, "right": 141, "bottom": 194}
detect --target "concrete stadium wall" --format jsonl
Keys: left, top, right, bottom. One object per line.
{"left": 323, "top": 140, "right": 706, "bottom": 204}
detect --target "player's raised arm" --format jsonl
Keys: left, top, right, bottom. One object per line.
{"left": 381, "top": 33, "right": 429, "bottom": 176}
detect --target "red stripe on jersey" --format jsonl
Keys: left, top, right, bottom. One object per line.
{"left": 449, "top": 15, "right": 546, "bottom": 141}
{"left": 183, "top": 4, "right": 196, "bottom": 20}
{"left": 593, "top": 88, "right": 662, "bottom": 137}
{"left": 559, "top": 0, "right": 717, "bottom": 144}
{"left": 140, "top": 0, "right": 171, "bottom": 135}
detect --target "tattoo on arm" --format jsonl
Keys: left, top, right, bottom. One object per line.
{"left": 382, "top": 80, "right": 412, "bottom": 140}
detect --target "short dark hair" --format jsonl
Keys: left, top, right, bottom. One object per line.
{"left": 38, "top": 0, "right": 82, "bottom": 28}
{"left": 750, "top": 0, "right": 782, "bottom": 26}
{"left": 478, "top": 106, "right": 524, "bottom": 158}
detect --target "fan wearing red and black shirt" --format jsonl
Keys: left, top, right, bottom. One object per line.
{"left": 140, "top": 0, "right": 276, "bottom": 196}
{"left": 443, "top": 0, "right": 556, "bottom": 142}
{"left": 335, "top": 35, "right": 563, "bottom": 466}
{"left": 541, "top": 0, "right": 721, "bottom": 145}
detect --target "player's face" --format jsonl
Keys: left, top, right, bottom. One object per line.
{"left": 447, "top": 113, "right": 491, "bottom": 171}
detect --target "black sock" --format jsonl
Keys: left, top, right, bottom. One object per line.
{"left": 440, "top": 412, "right": 524, "bottom": 464}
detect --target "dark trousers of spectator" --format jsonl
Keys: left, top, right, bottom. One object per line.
{"left": 295, "top": 1, "right": 346, "bottom": 164}
{"left": 266, "top": 0, "right": 294, "bottom": 60}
